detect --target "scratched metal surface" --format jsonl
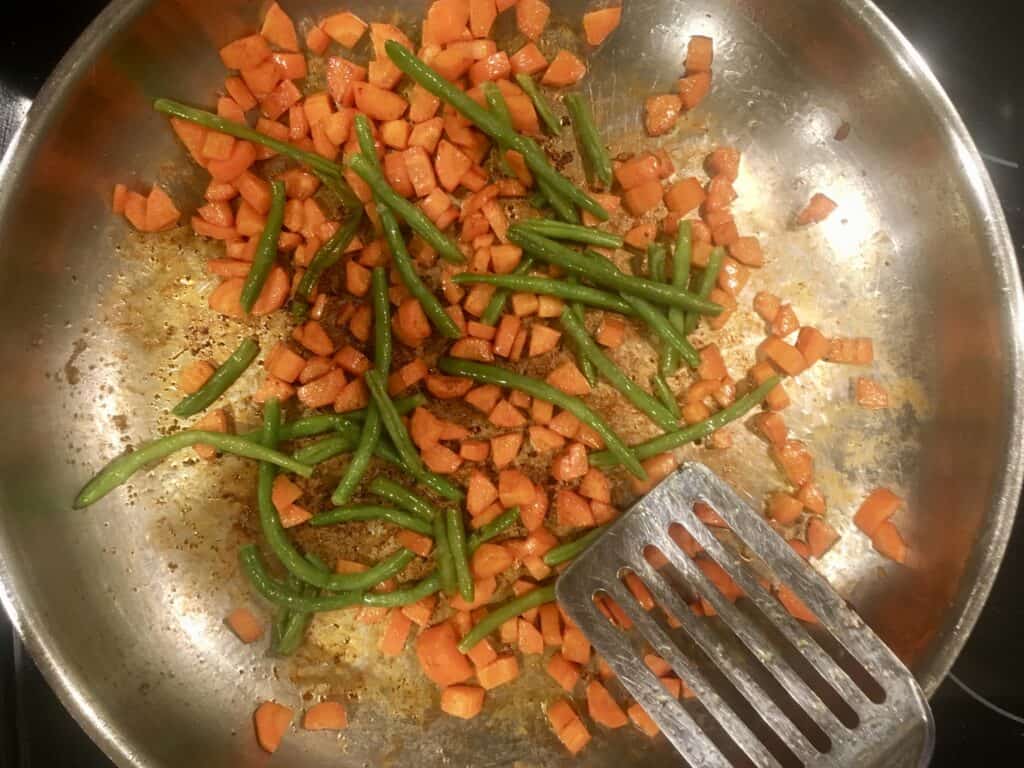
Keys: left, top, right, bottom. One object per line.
{"left": 0, "top": 0, "right": 1019, "bottom": 766}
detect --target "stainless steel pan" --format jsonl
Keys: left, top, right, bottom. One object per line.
{"left": 0, "top": 0, "right": 1019, "bottom": 765}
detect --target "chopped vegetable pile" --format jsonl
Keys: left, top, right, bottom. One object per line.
{"left": 86, "top": 0, "right": 908, "bottom": 757}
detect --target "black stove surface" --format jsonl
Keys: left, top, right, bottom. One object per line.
{"left": 1, "top": 2, "right": 1022, "bottom": 765}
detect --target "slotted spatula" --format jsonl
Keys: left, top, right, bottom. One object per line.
{"left": 556, "top": 463, "right": 935, "bottom": 767}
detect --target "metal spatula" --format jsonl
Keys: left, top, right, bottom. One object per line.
{"left": 556, "top": 463, "right": 935, "bottom": 767}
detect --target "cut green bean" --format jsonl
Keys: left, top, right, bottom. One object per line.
{"left": 242, "top": 395, "right": 423, "bottom": 443}
{"left": 454, "top": 272, "right": 635, "bottom": 314}
{"left": 537, "top": 176, "right": 580, "bottom": 223}
{"left": 621, "top": 293, "right": 700, "bottom": 368}
{"left": 684, "top": 246, "right": 726, "bottom": 335}
{"left": 479, "top": 256, "right": 535, "bottom": 325}
{"left": 371, "top": 267, "right": 392, "bottom": 372}
{"left": 362, "top": 573, "right": 442, "bottom": 607}
{"left": 380, "top": 206, "right": 462, "bottom": 339}
{"left": 652, "top": 374, "right": 681, "bottom": 420}
{"left": 662, "top": 222, "right": 693, "bottom": 375}
{"left": 349, "top": 154, "right": 463, "bottom": 264}
{"left": 330, "top": 412, "right": 379, "bottom": 504}
{"left": 543, "top": 526, "right": 608, "bottom": 566}
{"left": 384, "top": 41, "right": 607, "bottom": 221}
{"left": 310, "top": 505, "right": 434, "bottom": 535}
{"left": 369, "top": 477, "right": 439, "bottom": 520}
{"left": 433, "top": 513, "right": 457, "bottom": 596}
{"left": 457, "top": 584, "right": 556, "bottom": 653}
{"left": 273, "top": 556, "right": 328, "bottom": 655}
{"left": 240, "top": 180, "right": 286, "bottom": 313}
{"left": 467, "top": 508, "right": 519, "bottom": 553}
{"left": 354, "top": 114, "right": 382, "bottom": 174}
{"left": 482, "top": 82, "right": 516, "bottom": 178}
{"left": 559, "top": 307, "right": 677, "bottom": 431}
{"left": 154, "top": 99, "right": 343, "bottom": 180}
{"left": 648, "top": 243, "right": 667, "bottom": 283}
{"left": 293, "top": 431, "right": 359, "bottom": 465}
{"left": 172, "top": 337, "right": 259, "bottom": 417}
{"left": 73, "top": 430, "right": 312, "bottom": 508}
{"left": 376, "top": 439, "right": 465, "bottom": 501}
{"left": 438, "top": 358, "right": 646, "bottom": 480}
{"left": 294, "top": 206, "right": 364, "bottom": 307}
{"left": 591, "top": 376, "right": 782, "bottom": 467}
{"left": 567, "top": 278, "right": 597, "bottom": 389}
{"left": 240, "top": 545, "right": 364, "bottom": 612}
{"left": 509, "top": 227, "right": 723, "bottom": 314}
{"left": 514, "top": 73, "right": 562, "bottom": 135}
{"left": 647, "top": 243, "right": 681, "bottom": 414}
{"left": 446, "top": 508, "right": 474, "bottom": 603}
{"left": 564, "top": 92, "right": 613, "bottom": 189}
{"left": 517, "top": 219, "right": 623, "bottom": 249}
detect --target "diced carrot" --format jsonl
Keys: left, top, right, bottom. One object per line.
{"left": 582, "top": 7, "right": 622, "bottom": 45}
{"left": 379, "top": 608, "right": 414, "bottom": 656}
{"left": 294, "top": 320, "right": 334, "bottom": 356}
{"left": 305, "top": 25, "right": 330, "bottom": 55}
{"left": 440, "top": 685, "right": 485, "bottom": 719}
{"left": 856, "top": 378, "right": 889, "bottom": 409}
{"left": 409, "top": 85, "right": 441, "bottom": 124}
{"left": 806, "top": 517, "right": 839, "bottom": 559}
{"left": 554, "top": 489, "right": 594, "bottom": 528}
{"left": 546, "top": 652, "right": 581, "bottom": 692}
{"left": 490, "top": 432, "right": 523, "bottom": 469}
{"left": 516, "top": 618, "right": 544, "bottom": 655}
{"left": 538, "top": 603, "right": 562, "bottom": 646}
{"left": 403, "top": 145, "right": 439, "bottom": 197}
{"left": 470, "top": 543, "right": 514, "bottom": 579}
{"left": 628, "top": 703, "right": 660, "bottom": 737}
{"left": 872, "top": 521, "right": 907, "bottom": 564}
{"left": 426, "top": 374, "right": 474, "bottom": 399}
{"left": 776, "top": 583, "right": 817, "bottom": 623}
{"left": 469, "top": 0, "right": 498, "bottom": 37}
{"left": 615, "top": 153, "right": 659, "bottom": 190}
{"left": 797, "top": 193, "right": 837, "bottom": 225}
{"left": 226, "top": 607, "right": 264, "bottom": 643}
{"left": 333, "top": 377, "right": 369, "bottom": 412}
{"left": 767, "top": 492, "right": 804, "bottom": 525}
{"left": 469, "top": 52, "right": 512, "bottom": 86}
{"left": 474, "top": 655, "right": 517, "bottom": 690}
{"left": 260, "top": 2, "right": 300, "bottom": 50}
{"left": 524, "top": 324, "right": 559, "bottom": 357}
{"left": 467, "top": 636, "right": 498, "bottom": 668}
{"left": 422, "top": 443, "right": 464, "bottom": 474}
{"left": 416, "top": 622, "right": 474, "bottom": 686}
{"left": 253, "top": 701, "right": 293, "bottom": 753}
{"left": 467, "top": 471, "right": 499, "bottom": 516}
{"left": 854, "top": 488, "right": 903, "bottom": 537}
{"left": 435, "top": 139, "right": 474, "bottom": 192}
{"left": 771, "top": 439, "right": 814, "bottom": 487}
{"left": 516, "top": 0, "right": 550, "bottom": 40}
{"left": 645, "top": 94, "right": 682, "bottom": 137}
{"left": 550, "top": 443, "right": 588, "bottom": 483}
{"left": 827, "top": 337, "right": 874, "bottom": 365}
{"left": 750, "top": 411, "right": 787, "bottom": 446}
{"left": 753, "top": 291, "right": 781, "bottom": 323}
{"left": 790, "top": 327, "right": 828, "bottom": 368}
{"left": 674, "top": 67, "right": 711, "bottom": 110}
{"left": 528, "top": 425, "right": 564, "bottom": 452}
{"left": 353, "top": 82, "right": 408, "bottom": 121}
{"left": 322, "top": 11, "right": 367, "bottom": 47}
{"left": 622, "top": 179, "right": 663, "bottom": 216}
{"left": 546, "top": 362, "right": 591, "bottom": 396}
{"left": 510, "top": 42, "right": 548, "bottom": 75}
{"left": 178, "top": 359, "right": 214, "bottom": 395}
{"left": 586, "top": 680, "right": 627, "bottom": 727}
{"left": 302, "top": 700, "right": 348, "bottom": 731}
{"left": 542, "top": 50, "right": 587, "bottom": 87}
{"left": 547, "top": 697, "right": 578, "bottom": 734}
{"left": 686, "top": 35, "right": 714, "bottom": 73}
{"left": 460, "top": 440, "right": 489, "bottom": 462}
{"left": 298, "top": 356, "right": 333, "bottom": 385}
{"left": 241, "top": 58, "right": 282, "bottom": 99}
{"left": 297, "top": 369, "right": 347, "bottom": 409}
{"left": 758, "top": 336, "right": 807, "bottom": 376}
{"left": 325, "top": 58, "right": 366, "bottom": 107}
{"left": 510, "top": 291, "right": 539, "bottom": 316}
{"left": 623, "top": 572, "right": 655, "bottom": 611}
{"left": 396, "top": 530, "right": 434, "bottom": 558}
{"left": 220, "top": 34, "right": 272, "bottom": 70}
{"left": 561, "top": 625, "right": 591, "bottom": 664}
{"left": 271, "top": 474, "right": 303, "bottom": 515}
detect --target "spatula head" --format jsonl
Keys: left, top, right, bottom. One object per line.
{"left": 556, "top": 463, "right": 934, "bottom": 767}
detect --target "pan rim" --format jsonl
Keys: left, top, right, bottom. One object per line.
{"left": 0, "top": 0, "right": 1019, "bottom": 765}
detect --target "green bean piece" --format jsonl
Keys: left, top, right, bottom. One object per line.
{"left": 621, "top": 293, "right": 701, "bottom": 368}
{"left": 310, "top": 505, "right": 434, "bottom": 535}
{"left": 438, "top": 358, "right": 646, "bottom": 480}
{"left": 241, "top": 546, "right": 363, "bottom": 612}
{"left": 331, "top": 403, "right": 380, "bottom": 508}
{"left": 369, "top": 477, "right": 439, "bottom": 520}
{"left": 528, "top": 190, "right": 549, "bottom": 210}
{"left": 362, "top": 573, "right": 442, "bottom": 607}
{"left": 354, "top": 114, "right": 382, "bottom": 174}
{"left": 154, "top": 99, "right": 344, "bottom": 180}
{"left": 457, "top": 271, "right": 633, "bottom": 315}
{"left": 652, "top": 374, "right": 681, "bottom": 420}
{"left": 509, "top": 227, "right": 723, "bottom": 314}
{"left": 467, "top": 507, "right": 519, "bottom": 553}
{"left": 293, "top": 430, "right": 359, "bottom": 465}
{"left": 433, "top": 514, "right": 457, "bottom": 596}
{"left": 240, "top": 394, "right": 425, "bottom": 443}
{"left": 662, "top": 222, "right": 693, "bottom": 375}
{"left": 543, "top": 526, "right": 608, "bottom": 566}
{"left": 646, "top": 243, "right": 681, "bottom": 414}
{"left": 294, "top": 205, "right": 364, "bottom": 306}
{"left": 73, "top": 430, "right": 313, "bottom": 509}
{"left": 446, "top": 508, "right": 474, "bottom": 603}
{"left": 240, "top": 180, "right": 287, "bottom": 313}
{"left": 348, "top": 154, "right": 463, "bottom": 264}
{"left": 684, "top": 246, "right": 726, "bottom": 335}
{"left": 371, "top": 267, "right": 392, "bottom": 372}
{"left": 456, "top": 584, "right": 557, "bottom": 653}
{"left": 171, "top": 337, "right": 259, "bottom": 417}
{"left": 567, "top": 278, "right": 597, "bottom": 389}
{"left": 591, "top": 376, "right": 782, "bottom": 467}
{"left": 479, "top": 256, "right": 535, "bottom": 325}
{"left": 517, "top": 219, "right": 623, "bottom": 249}
{"left": 384, "top": 41, "right": 608, "bottom": 221}
{"left": 380, "top": 206, "right": 462, "bottom": 339}
{"left": 514, "top": 73, "right": 562, "bottom": 135}
{"left": 648, "top": 243, "right": 667, "bottom": 283}
{"left": 273, "top": 557, "right": 329, "bottom": 655}
{"left": 375, "top": 437, "right": 465, "bottom": 501}
{"left": 537, "top": 176, "right": 580, "bottom": 223}
{"left": 559, "top": 307, "right": 677, "bottom": 431}
{"left": 482, "top": 82, "right": 515, "bottom": 177}
{"left": 564, "top": 93, "right": 613, "bottom": 189}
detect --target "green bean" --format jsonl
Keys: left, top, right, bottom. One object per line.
{"left": 456, "top": 584, "right": 557, "bottom": 653}
{"left": 294, "top": 205, "right": 364, "bottom": 307}
{"left": 467, "top": 507, "right": 519, "bottom": 553}
{"left": 240, "top": 180, "right": 287, "bottom": 312}
{"left": 567, "top": 278, "right": 597, "bottom": 389}
{"left": 454, "top": 272, "right": 635, "bottom": 314}
{"left": 154, "top": 99, "right": 343, "bottom": 180}
{"left": 537, "top": 177, "right": 580, "bottom": 223}
{"left": 482, "top": 82, "right": 515, "bottom": 177}
{"left": 514, "top": 73, "right": 562, "bottom": 135}
{"left": 354, "top": 114, "right": 382, "bottom": 174}
{"left": 433, "top": 514, "right": 457, "bottom": 596}
{"left": 543, "top": 526, "right": 608, "bottom": 566}
{"left": 369, "top": 477, "right": 438, "bottom": 520}
{"left": 684, "top": 246, "right": 725, "bottom": 335}
{"left": 371, "top": 267, "right": 392, "bottom": 372}
{"left": 446, "top": 508, "right": 474, "bottom": 603}
{"left": 380, "top": 206, "right": 462, "bottom": 339}
{"left": 73, "top": 430, "right": 312, "bottom": 508}
{"left": 662, "top": 222, "right": 693, "bottom": 375}
{"left": 240, "top": 545, "right": 364, "bottom": 612}
{"left": 479, "top": 256, "right": 535, "bottom": 325}
{"left": 348, "top": 154, "right": 463, "bottom": 264}
{"left": 564, "top": 92, "right": 613, "bottom": 189}
{"left": 559, "top": 307, "right": 677, "bottom": 431}
{"left": 242, "top": 395, "right": 425, "bottom": 443}
{"left": 621, "top": 293, "right": 701, "bottom": 368}
{"left": 438, "top": 358, "right": 646, "bottom": 480}
{"left": 310, "top": 505, "right": 434, "bottom": 535}
{"left": 294, "top": 431, "right": 359, "bottom": 465}
{"left": 361, "top": 573, "right": 442, "bottom": 607}
{"left": 384, "top": 41, "right": 608, "bottom": 221}
{"left": 528, "top": 190, "right": 549, "bottom": 210}
{"left": 517, "top": 219, "right": 623, "bottom": 249}
{"left": 509, "top": 227, "right": 723, "bottom": 314}
{"left": 273, "top": 556, "right": 328, "bottom": 655}
{"left": 652, "top": 375, "right": 681, "bottom": 420}
{"left": 171, "top": 337, "right": 259, "bottom": 417}
{"left": 376, "top": 438, "right": 465, "bottom": 502}
{"left": 647, "top": 243, "right": 681, "bottom": 414}
{"left": 591, "top": 376, "right": 782, "bottom": 467}
{"left": 649, "top": 243, "right": 667, "bottom": 283}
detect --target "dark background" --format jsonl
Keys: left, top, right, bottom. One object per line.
{"left": 1, "top": 1, "right": 1022, "bottom": 765}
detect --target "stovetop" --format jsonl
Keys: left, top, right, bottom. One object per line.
{"left": 1, "top": 1, "right": 1022, "bottom": 765}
